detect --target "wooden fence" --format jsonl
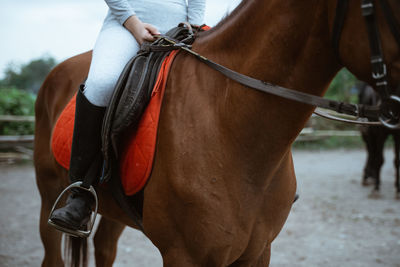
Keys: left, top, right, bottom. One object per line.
{"left": 297, "top": 128, "right": 360, "bottom": 141}
{"left": 0, "top": 115, "right": 34, "bottom": 162}
{"left": 0, "top": 115, "right": 362, "bottom": 162}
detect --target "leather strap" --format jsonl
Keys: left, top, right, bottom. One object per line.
{"left": 362, "top": 0, "right": 390, "bottom": 99}
{"left": 149, "top": 37, "right": 381, "bottom": 121}
{"left": 332, "top": 0, "right": 350, "bottom": 61}
{"left": 109, "top": 158, "right": 145, "bottom": 232}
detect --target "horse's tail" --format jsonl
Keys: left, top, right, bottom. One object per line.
{"left": 64, "top": 236, "right": 89, "bottom": 267}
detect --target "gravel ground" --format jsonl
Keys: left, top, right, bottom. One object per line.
{"left": 0, "top": 149, "right": 399, "bottom": 267}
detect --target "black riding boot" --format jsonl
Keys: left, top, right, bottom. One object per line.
{"left": 49, "top": 86, "right": 106, "bottom": 233}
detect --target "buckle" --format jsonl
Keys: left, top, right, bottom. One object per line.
{"left": 371, "top": 56, "right": 387, "bottom": 80}
{"left": 47, "top": 182, "right": 99, "bottom": 238}
{"left": 361, "top": 0, "right": 374, "bottom": 16}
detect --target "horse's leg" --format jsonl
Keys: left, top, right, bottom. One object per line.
{"left": 35, "top": 166, "right": 66, "bottom": 267}
{"left": 375, "top": 133, "right": 387, "bottom": 191}
{"left": 361, "top": 131, "right": 374, "bottom": 185}
{"left": 255, "top": 245, "right": 271, "bottom": 267}
{"left": 153, "top": 238, "right": 198, "bottom": 267}
{"left": 227, "top": 245, "right": 271, "bottom": 267}
{"left": 369, "top": 131, "right": 387, "bottom": 198}
{"left": 144, "top": 199, "right": 229, "bottom": 266}
{"left": 393, "top": 132, "right": 400, "bottom": 199}
{"left": 93, "top": 217, "right": 125, "bottom": 267}
{"left": 34, "top": 105, "right": 66, "bottom": 266}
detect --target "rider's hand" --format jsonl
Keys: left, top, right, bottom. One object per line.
{"left": 123, "top": 16, "right": 160, "bottom": 45}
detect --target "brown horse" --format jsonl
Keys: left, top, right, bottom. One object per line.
{"left": 358, "top": 83, "right": 400, "bottom": 197}
{"left": 34, "top": 0, "right": 400, "bottom": 266}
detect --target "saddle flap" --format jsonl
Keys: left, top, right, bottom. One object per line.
{"left": 112, "top": 52, "right": 167, "bottom": 134}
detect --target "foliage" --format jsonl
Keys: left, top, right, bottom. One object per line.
{"left": 0, "top": 55, "right": 56, "bottom": 94}
{"left": 326, "top": 68, "right": 358, "bottom": 102}
{"left": 294, "top": 68, "right": 365, "bottom": 149}
{"left": 0, "top": 88, "right": 35, "bottom": 135}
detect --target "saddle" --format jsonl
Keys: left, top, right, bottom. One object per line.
{"left": 100, "top": 24, "right": 207, "bottom": 229}
{"left": 101, "top": 24, "right": 205, "bottom": 182}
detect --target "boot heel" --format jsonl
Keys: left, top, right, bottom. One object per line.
{"left": 48, "top": 181, "right": 99, "bottom": 238}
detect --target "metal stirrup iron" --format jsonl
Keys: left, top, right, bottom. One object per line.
{"left": 47, "top": 182, "right": 99, "bottom": 238}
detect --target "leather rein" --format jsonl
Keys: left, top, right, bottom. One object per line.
{"left": 147, "top": 0, "right": 400, "bottom": 129}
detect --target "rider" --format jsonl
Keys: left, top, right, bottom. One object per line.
{"left": 49, "top": 0, "right": 205, "bottom": 234}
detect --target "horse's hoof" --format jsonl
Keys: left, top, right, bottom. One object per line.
{"left": 395, "top": 192, "right": 400, "bottom": 200}
{"left": 368, "top": 189, "right": 381, "bottom": 199}
{"left": 362, "top": 177, "right": 374, "bottom": 186}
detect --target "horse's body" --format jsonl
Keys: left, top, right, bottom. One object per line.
{"left": 34, "top": 0, "right": 400, "bottom": 266}
{"left": 358, "top": 83, "right": 400, "bottom": 197}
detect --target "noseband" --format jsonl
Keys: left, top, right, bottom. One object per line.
{"left": 332, "top": 0, "right": 400, "bottom": 128}
{"left": 148, "top": 0, "right": 400, "bottom": 129}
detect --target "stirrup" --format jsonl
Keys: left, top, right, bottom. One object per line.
{"left": 47, "top": 181, "right": 99, "bottom": 238}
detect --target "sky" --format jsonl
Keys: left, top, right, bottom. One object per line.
{"left": 0, "top": 0, "right": 241, "bottom": 77}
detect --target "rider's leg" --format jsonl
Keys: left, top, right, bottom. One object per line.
{"left": 49, "top": 87, "right": 106, "bottom": 230}
{"left": 49, "top": 19, "right": 140, "bottom": 233}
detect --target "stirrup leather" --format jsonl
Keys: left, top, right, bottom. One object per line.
{"left": 47, "top": 182, "right": 99, "bottom": 238}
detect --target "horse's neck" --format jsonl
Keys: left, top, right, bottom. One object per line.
{"left": 197, "top": 0, "right": 339, "bottom": 92}
{"left": 193, "top": 0, "right": 341, "bottom": 172}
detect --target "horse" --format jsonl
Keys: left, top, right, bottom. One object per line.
{"left": 358, "top": 83, "right": 400, "bottom": 198}
{"left": 34, "top": 0, "right": 400, "bottom": 266}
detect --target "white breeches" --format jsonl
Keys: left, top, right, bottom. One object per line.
{"left": 83, "top": 4, "right": 188, "bottom": 107}
{"left": 83, "top": 21, "right": 140, "bottom": 107}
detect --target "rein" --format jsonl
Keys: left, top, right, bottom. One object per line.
{"left": 147, "top": 0, "right": 400, "bottom": 129}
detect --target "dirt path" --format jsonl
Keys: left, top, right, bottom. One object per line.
{"left": 1, "top": 149, "right": 399, "bottom": 267}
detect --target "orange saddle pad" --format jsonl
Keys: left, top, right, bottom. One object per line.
{"left": 51, "top": 50, "right": 179, "bottom": 195}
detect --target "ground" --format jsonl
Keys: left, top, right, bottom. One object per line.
{"left": 0, "top": 149, "right": 399, "bottom": 267}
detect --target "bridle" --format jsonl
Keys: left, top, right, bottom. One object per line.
{"left": 147, "top": 0, "right": 400, "bottom": 129}
{"left": 331, "top": 0, "right": 400, "bottom": 128}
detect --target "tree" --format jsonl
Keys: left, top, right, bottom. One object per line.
{"left": 0, "top": 88, "right": 35, "bottom": 135}
{"left": 326, "top": 68, "right": 358, "bottom": 102}
{"left": 0, "top": 56, "right": 57, "bottom": 94}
